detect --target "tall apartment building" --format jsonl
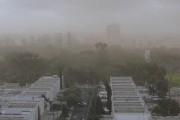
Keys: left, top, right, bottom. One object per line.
{"left": 107, "top": 24, "right": 121, "bottom": 46}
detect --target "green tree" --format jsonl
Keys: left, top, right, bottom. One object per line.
{"left": 156, "top": 79, "right": 168, "bottom": 98}
{"left": 58, "top": 65, "right": 64, "bottom": 90}
{"left": 96, "top": 96, "right": 105, "bottom": 114}
{"left": 95, "top": 42, "right": 109, "bottom": 66}
{"left": 63, "top": 87, "right": 81, "bottom": 97}
{"left": 103, "top": 79, "right": 112, "bottom": 114}
{"left": 38, "top": 106, "right": 41, "bottom": 120}
{"left": 60, "top": 104, "right": 69, "bottom": 120}
{"left": 65, "top": 93, "right": 81, "bottom": 107}
{"left": 4, "top": 52, "right": 46, "bottom": 84}
{"left": 153, "top": 99, "right": 180, "bottom": 116}
{"left": 62, "top": 86, "right": 81, "bottom": 107}
{"left": 88, "top": 96, "right": 104, "bottom": 120}
{"left": 115, "top": 62, "right": 168, "bottom": 98}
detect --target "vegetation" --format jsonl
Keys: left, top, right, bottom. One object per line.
{"left": 153, "top": 99, "right": 180, "bottom": 116}
{"left": 58, "top": 66, "right": 64, "bottom": 90}
{"left": 88, "top": 96, "right": 105, "bottom": 120}
{"left": 103, "top": 79, "right": 112, "bottom": 114}
{"left": 166, "top": 73, "right": 180, "bottom": 87}
{"left": 1, "top": 52, "right": 47, "bottom": 85}
{"left": 1, "top": 41, "right": 180, "bottom": 88}
{"left": 56, "top": 104, "right": 69, "bottom": 120}
{"left": 115, "top": 62, "right": 168, "bottom": 98}
{"left": 38, "top": 106, "right": 41, "bottom": 120}
{"left": 58, "top": 86, "right": 81, "bottom": 108}
{"left": 61, "top": 105, "right": 69, "bottom": 118}
{"left": 0, "top": 39, "right": 180, "bottom": 118}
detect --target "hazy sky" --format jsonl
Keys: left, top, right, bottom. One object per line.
{"left": 0, "top": 0, "right": 180, "bottom": 34}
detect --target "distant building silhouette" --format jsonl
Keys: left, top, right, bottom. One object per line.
{"left": 107, "top": 24, "right": 121, "bottom": 46}
{"left": 145, "top": 49, "right": 150, "bottom": 63}
{"left": 67, "top": 31, "right": 73, "bottom": 47}
{"left": 53, "top": 33, "right": 63, "bottom": 48}
{"left": 66, "top": 31, "right": 78, "bottom": 49}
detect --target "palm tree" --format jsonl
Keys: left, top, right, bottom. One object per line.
{"left": 58, "top": 65, "right": 64, "bottom": 90}
{"left": 103, "top": 79, "right": 112, "bottom": 114}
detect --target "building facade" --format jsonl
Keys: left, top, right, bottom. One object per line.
{"left": 110, "top": 76, "right": 151, "bottom": 120}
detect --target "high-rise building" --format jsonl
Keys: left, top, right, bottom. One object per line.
{"left": 107, "top": 24, "right": 121, "bottom": 45}
{"left": 67, "top": 31, "right": 73, "bottom": 47}
{"left": 53, "top": 33, "right": 63, "bottom": 48}
{"left": 66, "top": 31, "right": 78, "bottom": 48}
{"left": 145, "top": 49, "right": 151, "bottom": 63}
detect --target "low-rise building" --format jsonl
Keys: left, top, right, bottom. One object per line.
{"left": 110, "top": 76, "right": 151, "bottom": 120}
{"left": 13, "top": 95, "right": 44, "bottom": 114}
{"left": 0, "top": 108, "right": 36, "bottom": 120}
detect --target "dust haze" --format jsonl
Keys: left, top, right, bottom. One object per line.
{"left": 1, "top": 0, "right": 180, "bottom": 34}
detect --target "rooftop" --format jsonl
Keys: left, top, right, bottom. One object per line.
{"left": 0, "top": 116, "right": 24, "bottom": 120}
{"left": 110, "top": 76, "right": 148, "bottom": 114}
{"left": 8, "top": 102, "right": 37, "bottom": 108}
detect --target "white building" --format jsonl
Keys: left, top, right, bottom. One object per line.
{"left": 0, "top": 108, "right": 36, "bottom": 120}
{"left": 110, "top": 76, "right": 151, "bottom": 120}
{"left": 107, "top": 24, "right": 121, "bottom": 46}
{"left": 32, "top": 76, "right": 60, "bottom": 98}
{"left": 0, "top": 75, "right": 61, "bottom": 119}
{"left": 13, "top": 95, "right": 44, "bottom": 114}
{"left": 7, "top": 102, "right": 38, "bottom": 120}
{"left": 22, "top": 91, "right": 53, "bottom": 101}
{"left": 21, "top": 76, "right": 60, "bottom": 101}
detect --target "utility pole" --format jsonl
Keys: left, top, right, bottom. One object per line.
{"left": 178, "top": 88, "right": 180, "bottom": 106}
{"left": 53, "top": 105, "right": 55, "bottom": 120}
{"left": 93, "top": 78, "right": 95, "bottom": 97}
{"left": 93, "top": 78, "right": 96, "bottom": 120}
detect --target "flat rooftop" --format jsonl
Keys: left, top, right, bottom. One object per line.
{"left": 24, "top": 91, "right": 48, "bottom": 94}
{"left": 0, "top": 117, "right": 24, "bottom": 120}
{"left": 8, "top": 102, "right": 37, "bottom": 108}
{"left": 110, "top": 76, "right": 148, "bottom": 114}
{"left": 28, "top": 87, "right": 52, "bottom": 91}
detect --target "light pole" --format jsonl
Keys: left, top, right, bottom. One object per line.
{"left": 178, "top": 88, "right": 180, "bottom": 106}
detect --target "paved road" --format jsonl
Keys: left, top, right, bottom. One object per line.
{"left": 70, "top": 88, "right": 91, "bottom": 120}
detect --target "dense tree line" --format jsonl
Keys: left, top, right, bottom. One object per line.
{"left": 0, "top": 52, "right": 47, "bottom": 85}
{"left": 0, "top": 42, "right": 175, "bottom": 98}
{"left": 0, "top": 41, "right": 179, "bottom": 117}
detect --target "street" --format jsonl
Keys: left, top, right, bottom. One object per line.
{"left": 70, "top": 88, "right": 91, "bottom": 120}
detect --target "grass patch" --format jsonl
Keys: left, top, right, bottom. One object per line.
{"left": 166, "top": 73, "right": 180, "bottom": 87}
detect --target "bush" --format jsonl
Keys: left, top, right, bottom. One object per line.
{"left": 153, "top": 99, "right": 180, "bottom": 116}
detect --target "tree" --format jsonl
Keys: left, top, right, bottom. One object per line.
{"left": 88, "top": 96, "right": 104, "bottom": 120}
{"left": 115, "top": 62, "right": 168, "bottom": 98}
{"left": 63, "top": 87, "right": 81, "bottom": 97}
{"left": 58, "top": 65, "right": 64, "bottom": 90}
{"left": 103, "top": 79, "right": 112, "bottom": 114}
{"left": 96, "top": 96, "right": 105, "bottom": 114}
{"left": 95, "top": 42, "right": 109, "bottom": 66}
{"left": 51, "top": 101, "right": 62, "bottom": 119}
{"left": 38, "top": 106, "right": 41, "bottom": 120}
{"left": 153, "top": 99, "right": 180, "bottom": 116}
{"left": 4, "top": 52, "right": 46, "bottom": 84}
{"left": 166, "top": 65, "right": 179, "bottom": 98}
{"left": 156, "top": 79, "right": 168, "bottom": 98}
{"left": 61, "top": 104, "right": 69, "bottom": 119}
{"left": 65, "top": 93, "right": 81, "bottom": 107}
{"left": 62, "top": 86, "right": 81, "bottom": 107}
